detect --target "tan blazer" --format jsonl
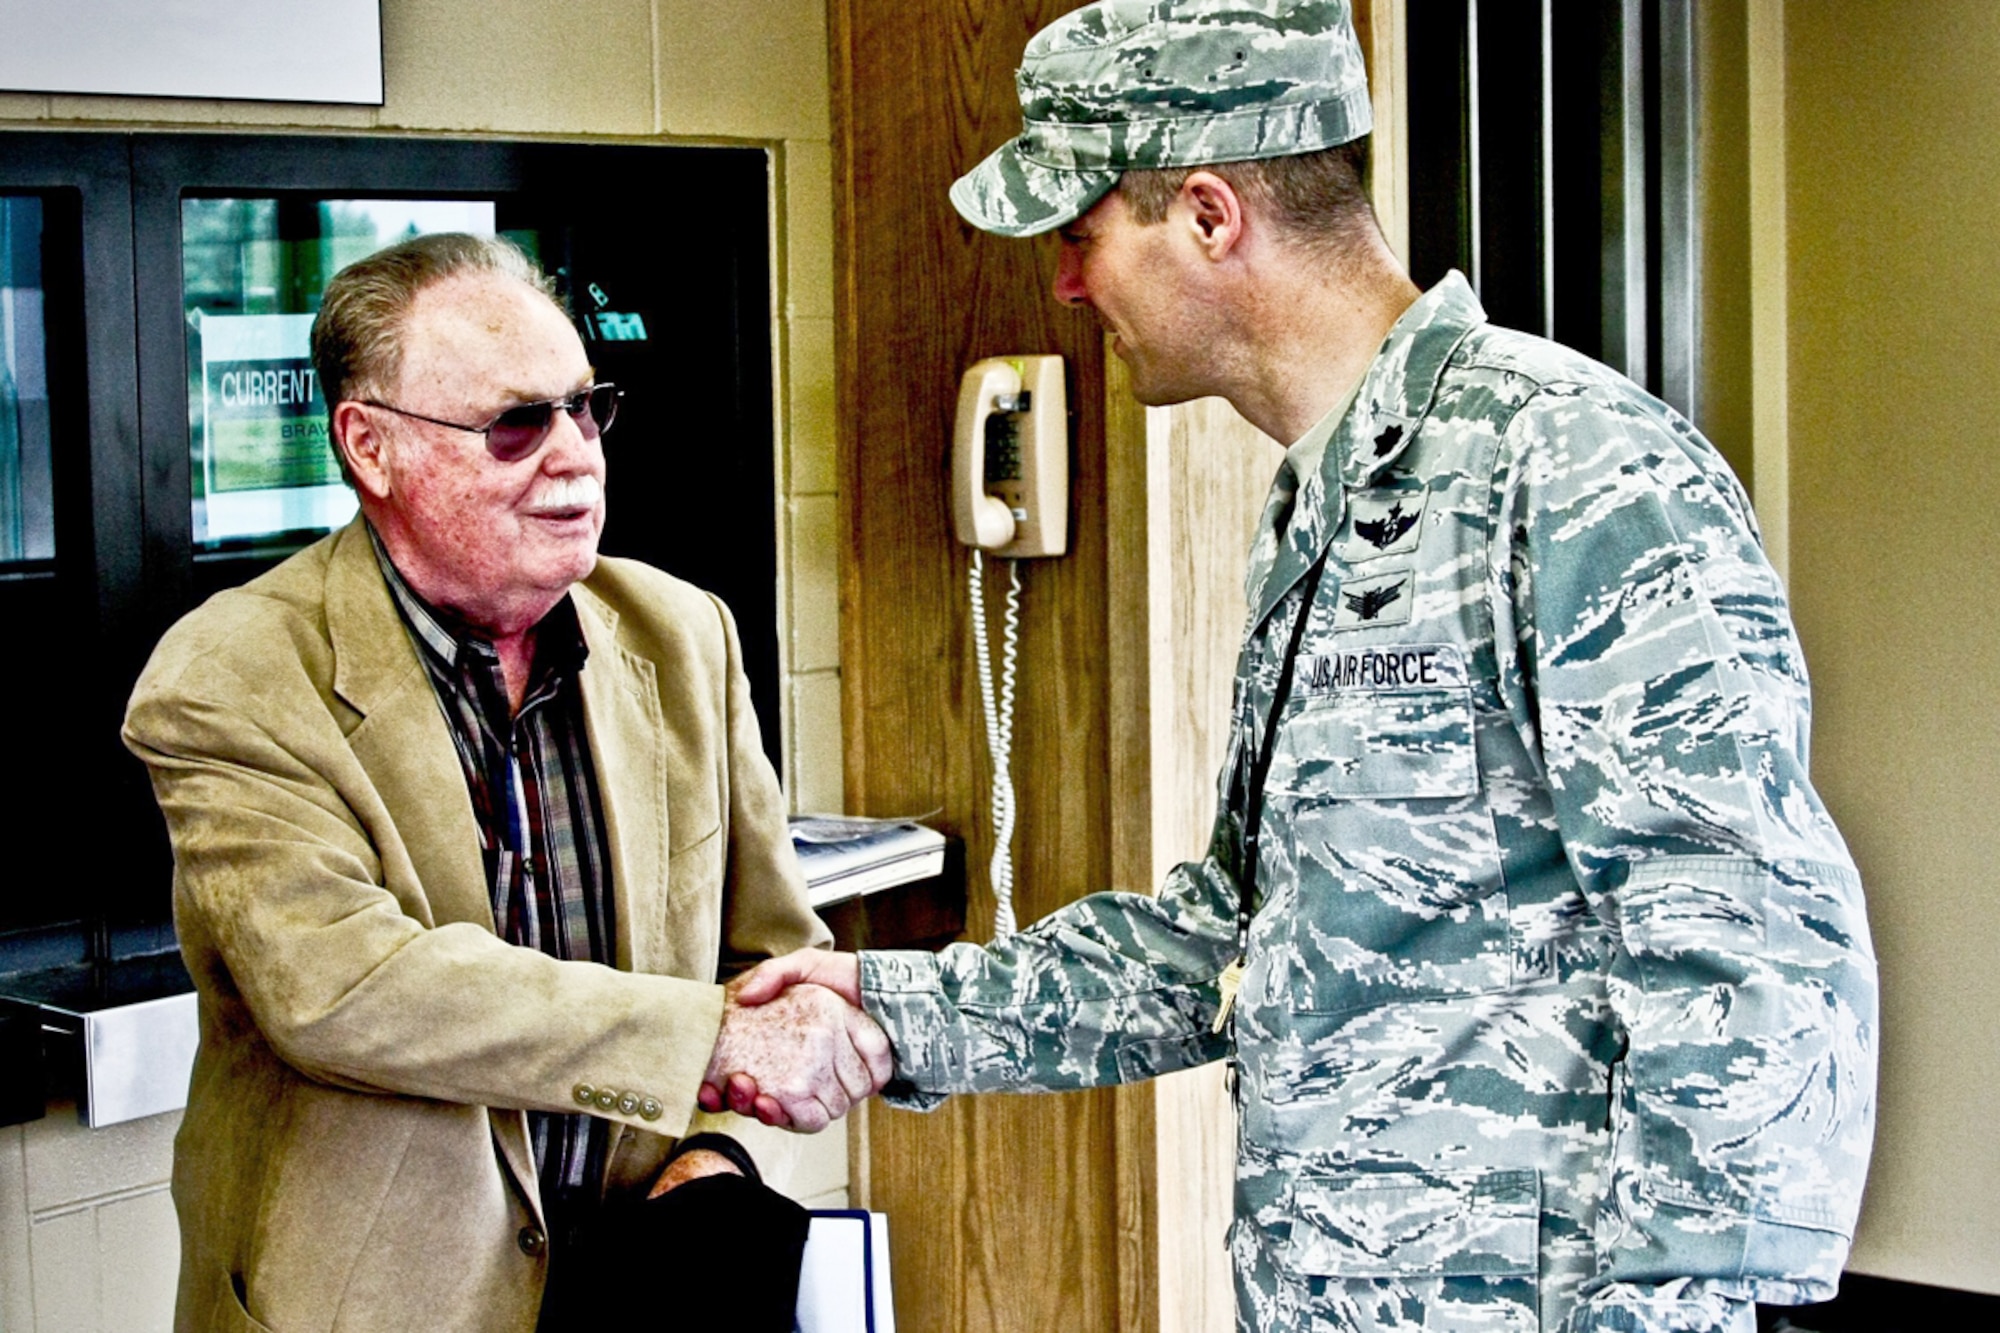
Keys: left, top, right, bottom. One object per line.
{"left": 123, "top": 520, "right": 830, "bottom": 1333}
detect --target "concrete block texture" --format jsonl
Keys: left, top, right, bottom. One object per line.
{"left": 9, "top": 1187, "right": 179, "bottom": 1333}
{"left": 788, "top": 496, "right": 841, "bottom": 674}
{"left": 1, "top": 1127, "right": 32, "bottom": 1332}
{"left": 785, "top": 141, "right": 836, "bottom": 320}
{"left": 789, "top": 672, "right": 846, "bottom": 817}
{"left": 0, "top": 1109, "right": 183, "bottom": 1332}
{"left": 655, "top": 0, "right": 830, "bottom": 141}
{"left": 21, "top": 1108, "right": 177, "bottom": 1216}
{"left": 787, "top": 1123, "right": 850, "bottom": 1203}
{"left": 4, "top": 0, "right": 836, "bottom": 142}
{"left": 787, "top": 318, "right": 838, "bottom": 496}
{"left": 798, "top": 1187, "right": 852, "bottom": 1212}
{"left": 95, "top": 1190, "right": 178, "bottom": 1333}
{"left": 379, "top": 0, "right": 656, "bottom": 136}
{"left": 42, "top": 97, "right": 375, "bottom": 129}
{"left": 27, "top": 1209, "right": 97, "bottom": 1333}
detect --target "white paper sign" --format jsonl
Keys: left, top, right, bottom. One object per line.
{"left": 193, "top": 312, "right": 356, "bottom": 545}
{"left": 796, "top": 1211, "right": 896, "bottom": 1333}
{"left": 0, "top": 1, "right": 384, "bottom": 105}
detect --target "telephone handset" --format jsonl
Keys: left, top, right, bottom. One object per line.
{"left": 951, "top": 355, "right": 1067, "bottom": 557}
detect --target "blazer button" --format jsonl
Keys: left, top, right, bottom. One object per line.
{"left": 573, "top": 1083, "right": 597, "bottom": 1107}
{"left": 617, "top": 1092, "right": 641, "bottom": 1116}
{"left": 639, "top": 1097, "right": 663, "bottom": 1121}
{"left": 517, "top": 1227, "right": 546, "bottom": 1258}
{"left": 594, "top": 1088, "right": 619, "bottom": 1111}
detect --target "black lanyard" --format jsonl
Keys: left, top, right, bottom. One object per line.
{"left": 1234, "top": 547, "right": 1332, "bottom": 954}
{"left": 1211, "top": 547, "right": 1333, "bottom": 1059}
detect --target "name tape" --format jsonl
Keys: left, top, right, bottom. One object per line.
{"left": 1296, "top": 643, "right": 1466, "bottom": 694}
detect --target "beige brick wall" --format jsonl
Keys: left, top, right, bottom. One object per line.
{"left": 0, "top": 2, "right": 847, "bottom": 1327}
{"left": 0, "top": 1109, "right": 181, "bottom": 1332}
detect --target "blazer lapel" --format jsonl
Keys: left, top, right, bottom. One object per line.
{"left": 574, "top": 585, "right": 671, "bottom": 974}
{"left": 322, "top": 522, "right": 546, "bottom": 1224}
{"left": 324, "top": 521, "right": 493, "bottom": 933}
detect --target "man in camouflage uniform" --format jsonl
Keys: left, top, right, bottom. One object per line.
{"left": 724, "top": 3, "right": 1877, "bottom": 1329}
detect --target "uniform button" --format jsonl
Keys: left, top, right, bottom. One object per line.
{"left": 617, "top": 1092, "right": 641, "bottom": 1116}
{"left": 517, "top": 1226, "right": 546, "bottom": 1257}
{"left": 639, "top": 1097, "right": 663, "bottom": 1121}
{"left": 573, "top": 1083, "right": 596, "bottom": 1107}
{"left": 594, "top": 1088, "right": 619, "bottom": 1111}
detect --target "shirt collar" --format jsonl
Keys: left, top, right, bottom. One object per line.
{"left": 1243, "top": 271, "right": 1488, "bottom": 631}
{"left": 366, "top": 523, "right": 589, "bottom": 681}
{"left": 1240, "top": 379, "right": 1359, "bottom": 610}
{"left": 1323, "top": 269, "right": 1486, "bottom": 496}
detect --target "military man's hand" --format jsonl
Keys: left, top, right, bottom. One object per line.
{"left": 731, "top": 948, "right": 864, "bottom": 1008}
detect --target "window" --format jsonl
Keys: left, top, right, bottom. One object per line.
{"left": 0, "top": 137, "right": 123, "bottom": 980}
{"left": 1406, "top": 0, "right": 1700, "bottom": 418}
{"left": 1, "top": 195, "right": 54, "bottom": 570}
{"left": 181, "top": 198, "right": 502, "bottom": 555}
{"left": 0, "top": 133, "right": 780, "bottom": 987}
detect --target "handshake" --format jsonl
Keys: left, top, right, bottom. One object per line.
{"left": 698, "top": 949, "right": 893, "bottom": 1133}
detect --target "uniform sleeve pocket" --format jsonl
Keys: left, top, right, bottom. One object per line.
{"left": 1272, "top": 1168, "right": 1539, "bottom": 1280}
{"left": 1114, "top": 1033, "right": 1222, "bottom": 1083}
{"left": 1267, "top": 687, "right": 1477, "bottom": 801}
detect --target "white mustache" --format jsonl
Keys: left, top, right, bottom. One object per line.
{"left": 526, "top": 474, "right": 603, "bottom": 515}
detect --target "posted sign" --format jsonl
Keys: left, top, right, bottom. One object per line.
{"left": 195, "top": 312, "right": 355, "bottom": 545}
{"left": 199, "top": 314, "right": 333, "bottom": 491}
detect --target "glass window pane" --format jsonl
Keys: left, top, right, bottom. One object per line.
{"left": 1, "top": 194, "right": 54, "bottom": 568}
{"left": 181, "top": 197, "right": 499, "bottom": 556}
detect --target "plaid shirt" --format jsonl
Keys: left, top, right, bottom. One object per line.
{"left": 372, "top": 532, "right": 616, "bottom": 1225}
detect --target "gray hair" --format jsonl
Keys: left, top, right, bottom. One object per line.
{"left": 312, "top": 232, "right": 557, "bottom": 458}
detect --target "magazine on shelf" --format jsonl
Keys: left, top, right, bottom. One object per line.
{"left": 790, "top": 814, "right": 946, "bottom": 909}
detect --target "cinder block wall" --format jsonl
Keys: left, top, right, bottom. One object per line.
{"left": 0, "top": 3, "right": 845, "bottom": 1328}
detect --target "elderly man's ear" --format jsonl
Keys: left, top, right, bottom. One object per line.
{"left": 332, "top": 401, "right": 393, "bottom": 501}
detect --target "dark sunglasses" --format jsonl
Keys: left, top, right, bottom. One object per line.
{"left": 359, "top": 382, "right": 623, "bottom": 462}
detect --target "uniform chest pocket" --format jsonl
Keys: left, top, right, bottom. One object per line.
{"left": 1267, "top": 683, "right": 1477, "bottom": 799}
{"left": 1264, "top": 686, "right": 1512, "bottom": 1016}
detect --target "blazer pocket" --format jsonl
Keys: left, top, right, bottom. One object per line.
{"left": 656, "top": 826, "right": 724, "bottom": 979}
{"left": 222, "top": 1271, "right": 279, "bottom": 1332}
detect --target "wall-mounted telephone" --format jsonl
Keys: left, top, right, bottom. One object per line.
{"left": 950, "top": 355, "right": 1068, "bottom": 939}
{"left": 951, "top": 355, "right": 1067, "bottom": 557}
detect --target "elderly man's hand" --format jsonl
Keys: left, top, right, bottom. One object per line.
{"left": 646, "top": 1146, "right": 742, "bottom": 1199}
{"left": 699, "top": 966, "right": 890, "bottom": 1132}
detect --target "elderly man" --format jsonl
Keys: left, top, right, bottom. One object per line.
{"left": 731, "top": 3, "right": 1879, "bottom": 1331}
{"left": 124, "top": 233, "right": 887, "bottom": 1333}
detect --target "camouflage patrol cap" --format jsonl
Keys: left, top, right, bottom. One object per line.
{"left": 951, "top": 0, "right": 1372, "bottom": 238}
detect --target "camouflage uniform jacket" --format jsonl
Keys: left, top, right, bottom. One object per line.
{"left": 860, "top": 274, "right": 1877, "bottom": 1333}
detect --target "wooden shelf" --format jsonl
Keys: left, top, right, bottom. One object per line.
{"left": 815, "top": 840, "right": 966, "bottom": 953}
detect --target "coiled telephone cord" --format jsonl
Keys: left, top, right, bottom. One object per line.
{"left": 969, "top": 549, "right": 1021, "bottom": 938}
